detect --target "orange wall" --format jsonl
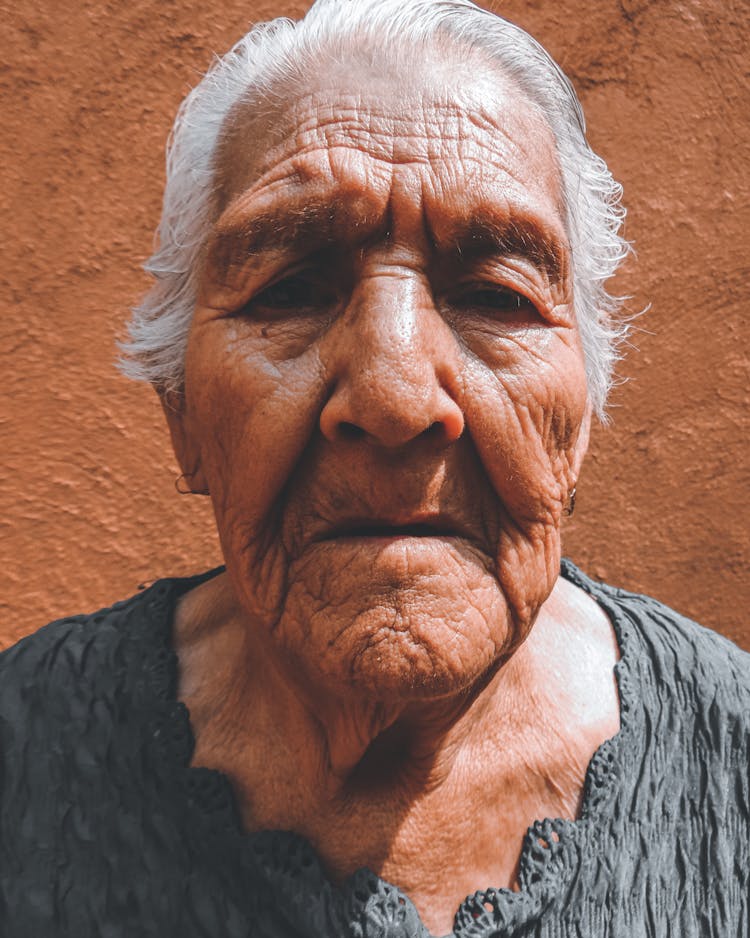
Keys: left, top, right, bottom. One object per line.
{"left": 2, "top": 0, "right": 748, "bottom": 650}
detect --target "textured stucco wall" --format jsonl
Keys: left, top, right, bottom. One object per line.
{"left": 1, "top": 0, "right": 748, "bottom": 650}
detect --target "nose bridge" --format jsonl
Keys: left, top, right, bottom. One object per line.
{"left": 320, "top": 266, "right": 464, "bottom": 447}
{"left": 352, "top": 268, "right": 433, "bottom": 384}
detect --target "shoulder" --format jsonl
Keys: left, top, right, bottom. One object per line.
{"left": 0, "top": 575, "right": 220, "bottom": 933}
{"left": 563, "top": 558, "right": 749, "bottom": 699}
{"left": 0, "top": 581, "right": 176, "bottom": 721}
{"left": 563, "top": 565, "right": 750, "bottom": 816}
{"left": 562, "top": 559, "right": 749, "bottom": 782}
{"left": 0, "top": 569, "right": 225, "bottom": 758}
{"left": 0, "top": 570, "right": 224, "bottom": 711}
{"left": 0, "top": 578, "right": 215, "bottom": 788}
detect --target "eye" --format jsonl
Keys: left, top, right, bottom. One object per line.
{"left": 455, "top": 284, "right": 539, "bottom": 318}
{"left": 248, "top": 272, "right": 339, "bottom": 317}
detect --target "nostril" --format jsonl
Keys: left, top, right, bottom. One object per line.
{"left": 422, "top": 418, "right": 462, "bottom": 443}
{"left": 338, "top": 421, "right": 365, "bottom": 442}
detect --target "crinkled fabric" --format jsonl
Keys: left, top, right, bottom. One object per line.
{"left": 0, "top": 560, "right": 747, "bottom": 937}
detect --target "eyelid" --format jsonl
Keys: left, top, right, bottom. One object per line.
{"left": 257, "top": 263, "right": 322, "bottom": 293}
{"left": 457, "top": 255, "right": 566, "bottom": 314}
{"left": 438, "top": 277, "right": 557, "bottom": 332}
{"left": 459, "top": 255, "right": 551, "bottom": 291}
{"left": 456, "top": 281, "right": 523, "bottom": 297}
{"left": 451, "top": 279, "right": 537, "bottom": 309}
{"left": 242, "top": 264, "right": 345, "bottom": 324}
{"left": 203, "top": 251, "right": 312, "bottom": 312}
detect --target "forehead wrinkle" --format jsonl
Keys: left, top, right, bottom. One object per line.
{"left": 230, "top": 86, "right": 540, "bottom": 186}
{"left": 212, "top": 78, "right": 568, "bottom": 280}
{"left": 218, "top": 71, "right": 562, "bottom": 208}
{"left": 285, "top": 96, "right": 539, "bottom": 176}
{"left": 209, "top": 152, "right": 568, "bottom": 286}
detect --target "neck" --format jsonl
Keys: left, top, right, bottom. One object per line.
{"left": 175, "top": 571, "right": 538, "bottom": 799}
{"left": 173, "top": 571, "right": 620, "bottom": 934}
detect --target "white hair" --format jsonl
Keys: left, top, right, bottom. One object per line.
{"left": 120, "top": 0, "right": 629, "bottom": 418}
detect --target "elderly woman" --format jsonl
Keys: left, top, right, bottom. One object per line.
{"left": 1, "top": 1, "right": 747, "bottom": 936}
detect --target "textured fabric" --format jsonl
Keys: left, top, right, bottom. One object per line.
{"left": 0, "top": 560, "right": 747, "bottom": 938}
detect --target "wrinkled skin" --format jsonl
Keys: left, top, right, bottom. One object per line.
{"left": 167, "top": 60, "right": 619, "bottom": 934}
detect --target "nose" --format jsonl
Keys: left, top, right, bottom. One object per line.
{"left": 319, "top": 272, "right": 464, "bottom": 448}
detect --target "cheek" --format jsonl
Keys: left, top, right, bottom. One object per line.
{"left": 460, "top": 328, "right": 588, "bottom": 522}
{"left": 184, "top": 321, "right": 328, "bottom": 611}
{"left": 455, "top": 329, "right": 586, "bottom": 638}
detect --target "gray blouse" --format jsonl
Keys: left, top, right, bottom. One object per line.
{"left": 0, "top": 559, "right": 747, "bottom": 937}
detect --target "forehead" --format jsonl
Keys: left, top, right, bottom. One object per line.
{"left": 214, "top": 61, "right": 566, "bottom": 243}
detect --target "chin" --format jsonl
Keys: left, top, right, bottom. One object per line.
{"left": 275, "top": 553, "right": 514, "bottom": 702}
{"left": 345, "top": 619, "right": 502, "bottom": 701}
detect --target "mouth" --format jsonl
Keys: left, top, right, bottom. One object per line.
{"left": 317, "top": 517, "right": 468, "bottom": 542}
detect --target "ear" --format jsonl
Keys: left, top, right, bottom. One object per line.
{"left": 570, "top": 399, "right": 592, "bottom": 481}
{"left": 159, "top": 390, "right": 210, "bottom": 495}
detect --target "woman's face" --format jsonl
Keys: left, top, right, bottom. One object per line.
{"left": 166, "top": 62, "right": 590, "bottom": 703}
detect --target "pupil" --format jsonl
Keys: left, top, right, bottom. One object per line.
{"left": 268, "top": 279, "right": 306, "bottom": 306}
{"left": 476, "top": 289, "right": 518, "bottom": 309}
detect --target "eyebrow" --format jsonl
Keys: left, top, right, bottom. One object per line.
{"left": 207, "top": 196, "right": 568, "bottom": 285}
{"left": 207, "top": 198, "right": 378, "bottom": 281}
{"left": 439, "top": 212, "right": 568, "bottom": 284}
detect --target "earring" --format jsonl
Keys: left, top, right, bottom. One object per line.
{"left": 174, "top": 473, "right": 209, "bottom": 496}
{"left": 563, "top": 487, "right": 577, "bottom": 517}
